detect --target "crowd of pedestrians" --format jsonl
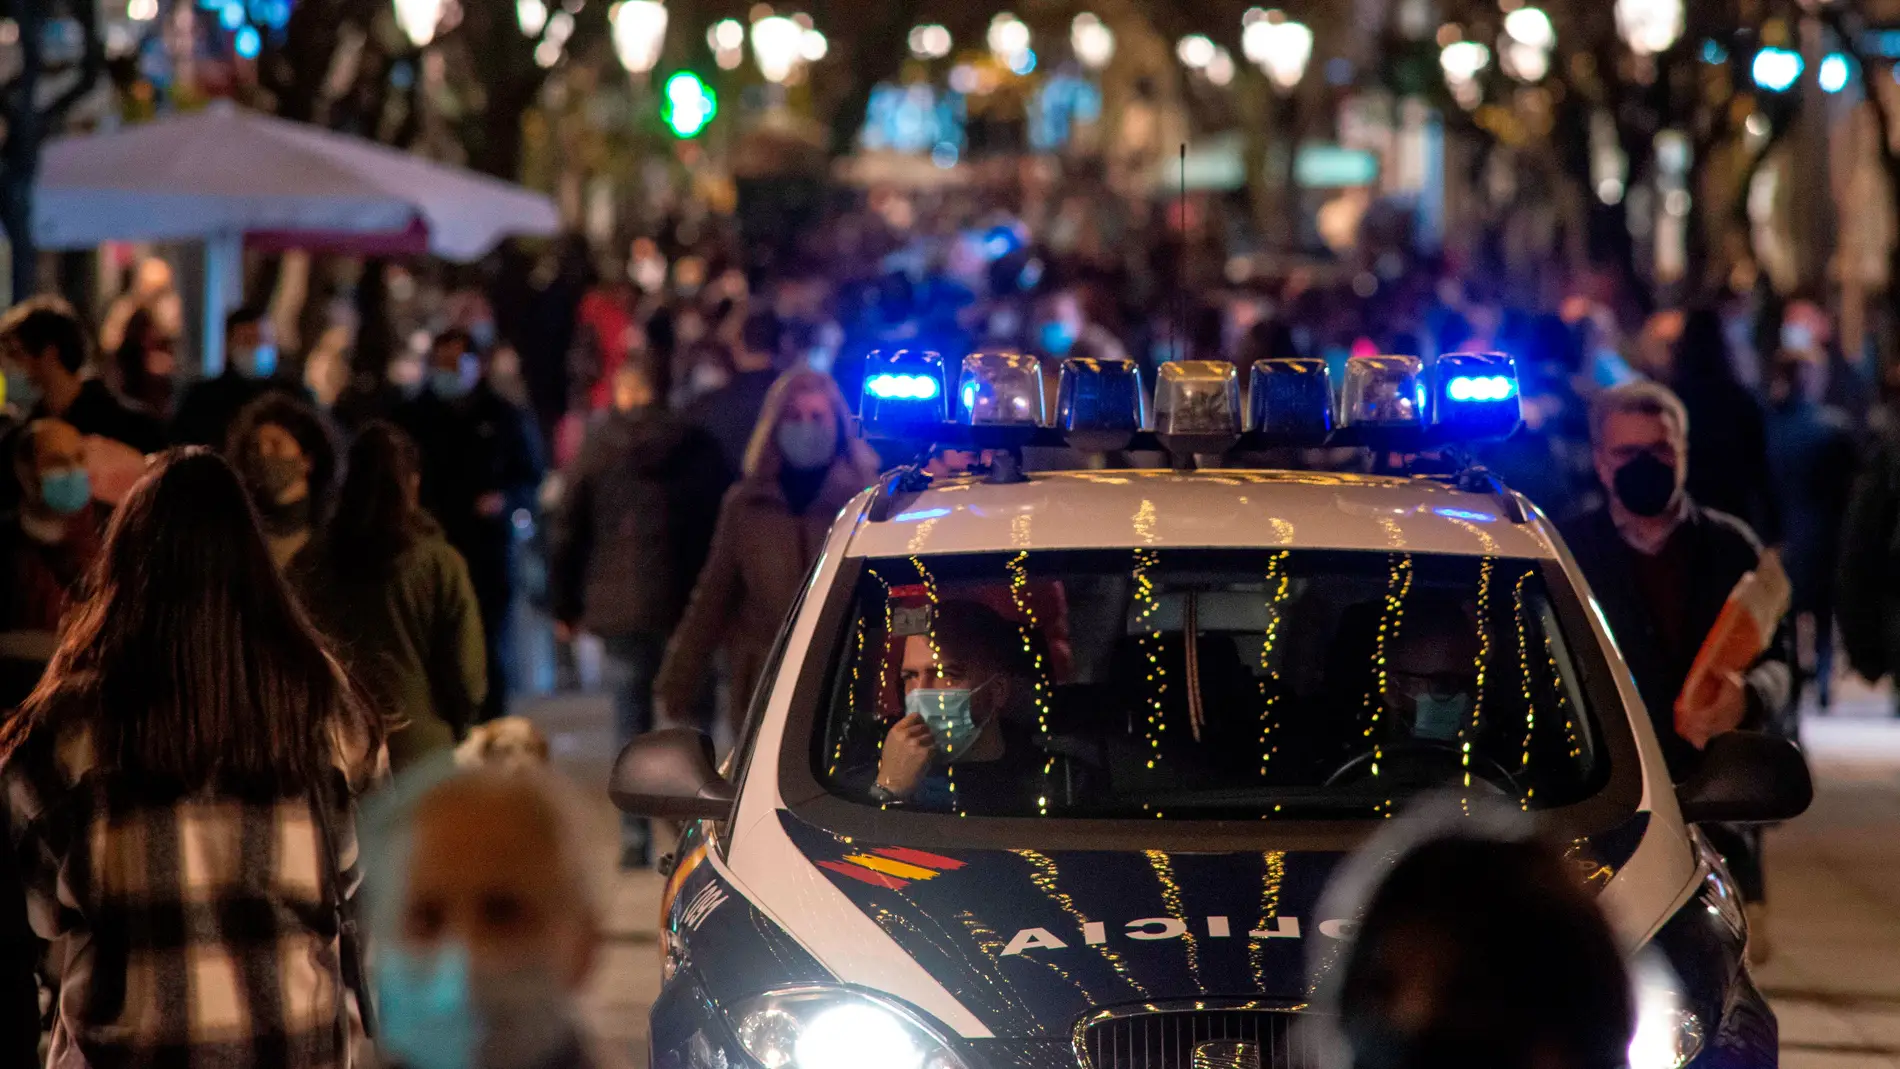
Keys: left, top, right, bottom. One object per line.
{"left": 0, "top": 193, "right": 1892, "bottom": 1067}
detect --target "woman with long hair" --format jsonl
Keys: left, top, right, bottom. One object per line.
{"left": 0, "top": 448, "right": 384, "bottom": 1069}
{"left": 296, "top": 421, "right": 486, "bottom": 771}
{"left": 653, "top": 366, "right": 878, "bottom": 738}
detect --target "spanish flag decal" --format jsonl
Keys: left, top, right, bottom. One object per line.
{"left": 817, "top": 846, "right": 966, "bottom": 890}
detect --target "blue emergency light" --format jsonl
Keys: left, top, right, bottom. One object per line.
{"left": 859, "top": 349, "right": 949, "bottom": 429}
{"left": 864, "top": 372, "right": 942, "bottom": 401}
{"left": 1432, "top": 352, "right": 1522, "bottom": 439}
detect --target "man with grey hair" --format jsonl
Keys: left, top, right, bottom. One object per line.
{"left": 1560, "top": 380, "right": 1790, "bottom": 954}
{"left": 362, "top": 759, "right": 619, "bottom": 1069}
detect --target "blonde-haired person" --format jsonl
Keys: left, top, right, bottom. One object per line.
{"left": 655, "top": 367, "right": 878, "bottom": 738}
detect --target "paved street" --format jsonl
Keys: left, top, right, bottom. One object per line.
{"left": 523, "top": 683, "right": 1900, "bottom": 1069}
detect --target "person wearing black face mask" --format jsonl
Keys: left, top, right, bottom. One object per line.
{"left": 227, "top": 394, "right": 337, "bottom": 569}
{"left": 1559, "top": 381, "right": 1791, "bottom": 955}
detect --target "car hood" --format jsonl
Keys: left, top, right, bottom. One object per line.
{"left": 775, "top": 809, "right": 1650, "bottom": 1038}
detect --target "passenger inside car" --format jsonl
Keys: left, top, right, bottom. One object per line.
{"left": 861, "top": 600, "right": 1087, "bottom": 813}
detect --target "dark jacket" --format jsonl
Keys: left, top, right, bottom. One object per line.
{"left": 394, "top": 383, "right": 545, "bottom": 578}
{"left": 1561, "top": 503, "right": 1792, "bottom": 778}
{"left": 1765, "top": 397, "right": 1855, "bottom": 612}
{"left": 37, "top": 379, "right": 164, "bottom": 455}
{"left": 686, "top": 369, "right": 777, "bottom": 474}
{"left": 294, "top": 525, "right": 487, "bottom": 771}
{"left": 655, "top": 449, "right": 878, "bottom": 718}
{"left": 1839, "top": 417, "right": 1900, "bottom": 680}
{"left": 1676, "top": 377, "right": 1778, "bottom": 543}
{"left": 170, "top": 373, "right": 313, "bottom": 449}
{"left": 549, "top": 407, "right": 729, "bottom": 638}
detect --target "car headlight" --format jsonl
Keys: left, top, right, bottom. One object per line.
{"left": 727, "top": 987, "right": 968, "bottom": 1069}
{"left": 1628, "top": 956, "right": 1705, "bottom": 1069}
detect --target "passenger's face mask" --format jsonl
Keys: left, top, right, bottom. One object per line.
{"left": 1410, "top": 692, "right": 1468, "bottom": 741}
{"left": 378, "top": 942, "right": 578, "bottom": 1069}
{"left": 776, "top": 418, "right": 838, "bottom": 471}
{"left": 905, "top": 678, "right": 994, "bottom": 760}
{"left": 37, "top": 467, "right": 90, "bottom": 515}
{"left": 1612, "top": 451, "right": 1679, "bottom": 518}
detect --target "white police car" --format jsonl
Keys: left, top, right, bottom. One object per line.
{"left": 613, "top": 350, "right": 1812, "bottom": 1069}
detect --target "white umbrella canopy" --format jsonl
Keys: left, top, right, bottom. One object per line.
{"left": 32, "top": 100, "right": 560, "bottom": 372}
{"left": 33, "top": 100, "right": 559, "bottom": 259}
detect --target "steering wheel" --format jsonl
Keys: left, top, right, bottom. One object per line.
{"left": 1325, "top": 740, "right": 1520, "bottom": 796}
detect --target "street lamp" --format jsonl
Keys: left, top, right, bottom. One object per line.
{"left": 1241, "top": 8, "right": 1312, "bottom": 92}
{"left": 1071, "top": 13, "right": 1114, "bottom": 70}
{"left": 909, "top": 23, "right": 953, "bottom": 60}
{"left": 1614, "top": 0, "right": 1683, "bottom": 57}
{"left": 751, "top": 14, "right": 804, "bottom": 83}
{"left": 1177, "top": 34, "right": 1216, "bottom": 70}
{"left": 988, "top": 12, "right": 1031, "bottom": 65}
{"left": 1502, "top": 6, "right": 1553, "bottom": 82}
{"left": 610, "top": 0, "right": 667, "bottom": 75}
{"left": 393, "top": 0, "right": 442, "bottom": 47}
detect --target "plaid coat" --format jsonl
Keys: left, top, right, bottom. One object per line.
{"left": 2, "top": 724, "right": 374, "bottom": 1069}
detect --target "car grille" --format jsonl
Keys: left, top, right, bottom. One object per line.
{"left": 1075, "top": 1007, "right": 1320, "bottom": 1069}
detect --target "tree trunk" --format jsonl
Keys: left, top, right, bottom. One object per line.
{"left": 0, "top": 171, "right": 37, "bottom": 301}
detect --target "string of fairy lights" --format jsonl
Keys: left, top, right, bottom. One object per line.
{"left": 1513, "top": 570, "right": 1537, "bottom": 807}
{"left": 1131, "top": 547, "right": 1166, "bottom": 782}
{"left": 1006, "top": 548, "right": 1055, "bottom": 816}
{"left": 1258, "top": 549, "right": 1291, "bottom": 778}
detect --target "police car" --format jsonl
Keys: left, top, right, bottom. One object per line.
{"left": 613, "top": 350, "right": 1813, "bottom": 1069}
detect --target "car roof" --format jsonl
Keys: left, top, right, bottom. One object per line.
{"left": 843, "top": 469, "right": 1559, "bottom": 560}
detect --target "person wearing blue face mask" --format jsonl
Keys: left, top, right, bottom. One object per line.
{"left": 1, "top": 419, "right": 104, "bottom": 710}
{"left": 870, "top": 600, "right": 1056, "bottom": 812}
{"left": 395, "top": 329, "right": 547, "bottom": 727}
{"left": 172, "top": 307, "right": 311, "bottom": 449}
{"left": 653, "top": 369, "right": 879, "bottom": 767}
{"left": 365, "top": 764, "right": 605, "bottom": 1069}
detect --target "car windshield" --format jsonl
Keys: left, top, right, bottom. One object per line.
{"left": 810, "top": 548, "right": 1608, "bottom": 820}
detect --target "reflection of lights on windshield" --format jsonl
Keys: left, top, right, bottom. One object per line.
{"left": 893, "top": 508, "right": 952, "bottom": 522}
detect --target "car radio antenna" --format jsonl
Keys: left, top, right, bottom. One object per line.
{"left": 1176, "top": 142, "right": 1188, "bottom": 366}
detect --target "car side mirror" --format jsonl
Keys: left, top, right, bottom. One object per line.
{"left": 1675, "top": 731, "right": 1813, "bottom": 825}
{"left": 609, "top": 728, "right": 736, "bottom": 821}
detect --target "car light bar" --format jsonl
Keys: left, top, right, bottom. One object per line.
{"left": 1057, "top": 357, "right": 1145, "bottom": 452}
{"left": 1155, "top": 360, "right": 1243, "bottom": 459}
{"left": 856, "top": 349, "right": 1522, "bottom": 453}
{"left": 1341, "top": 354, "right": 1425, "bottom": 428}
{"left": 957, "top": 351, "right": 1045, "bottom": 428}
{"left": 1249, "top": 357, "right": 1333, "bottom": 437}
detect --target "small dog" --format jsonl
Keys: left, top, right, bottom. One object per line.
{"left": 455, "top": 717, "right": 552, "bottom": 771}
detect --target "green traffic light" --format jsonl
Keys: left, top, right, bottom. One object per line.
{"left": 663, "top": 72, "right": 716, "bottom": 138}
